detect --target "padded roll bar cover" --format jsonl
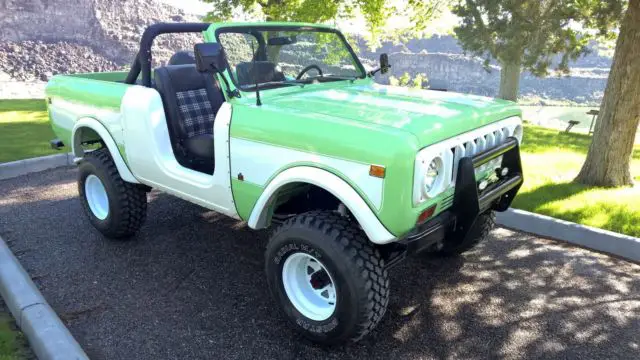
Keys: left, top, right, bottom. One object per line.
{"left": 126, "top": 22, "right": 211, "bottom": 87}
{"left": 194, "top": 43, "right": 228, "bottom": 73}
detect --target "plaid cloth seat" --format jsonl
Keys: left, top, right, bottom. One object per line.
{"left": 176, "top": 88, "right": 215, "bottom": 137}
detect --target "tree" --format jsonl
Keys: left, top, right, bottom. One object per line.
{"left": 412, "top": 73, "right": 428, "bottom": 89}
{"left": 390, "top": 72, "right": 428, "bottom": 89}
{"left": 203, "top": 0, "right": 448, "bottom": 45}
{"left": 575, "top": 0, "right": 640, "bottom": 187}
{"left": 452, "top": 0, "right": 624, "bottom": 101}
{"left": 389, "top": 72, "right": 412, "bottom": 87}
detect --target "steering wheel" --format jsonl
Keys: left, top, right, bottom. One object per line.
{"left": 296, "top": 64, "right": 323, "bottom": 80}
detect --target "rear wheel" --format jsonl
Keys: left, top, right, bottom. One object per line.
{"left": 78, "top": 148, "right": 147, "bottom": 239}
{"left": 265, "top": 211, "right": 389, "bottom": 344}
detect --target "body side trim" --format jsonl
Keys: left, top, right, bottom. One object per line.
{"left": 72, "top": 118, "right": 139, "bottom": 183}
{"left": 50, "top": 97, "right": 125, "bottom": 151}
{"left": 231, "top": 136, "right": 371, "bottom": 166}
{"left": 247, "top": 166, "right": 396, "bottom": 244}
{"left": 230, "top": 138, "right": 383, "bottom": 210}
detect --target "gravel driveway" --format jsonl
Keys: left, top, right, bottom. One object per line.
{"left": 1, "top": 167, "right": 639, "bottom": 360}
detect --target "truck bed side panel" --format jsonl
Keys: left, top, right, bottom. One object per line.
{"left": 45, "top": 73, "right": 132, "bottom": 159}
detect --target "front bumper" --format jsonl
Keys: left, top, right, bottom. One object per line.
{"left": 387, "top": 137, "right": 523, "bottom": 265}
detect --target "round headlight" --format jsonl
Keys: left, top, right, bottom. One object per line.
{"left": 423, "top": 156, "right": 444, "bottom": 198}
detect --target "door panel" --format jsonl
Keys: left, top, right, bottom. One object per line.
{"left": 121, "top": 86, "right": 239, "bottom": 219}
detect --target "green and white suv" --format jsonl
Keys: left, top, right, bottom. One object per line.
{"left": 46, "top": 22, "right": 524, "bottom": 344}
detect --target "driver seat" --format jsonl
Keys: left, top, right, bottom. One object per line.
{"left": 154, "top": 64, "right": 225, "bottom": 174}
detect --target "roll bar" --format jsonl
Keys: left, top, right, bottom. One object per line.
{"left": 125, "top": 22, "right": 211, "bottom": 87}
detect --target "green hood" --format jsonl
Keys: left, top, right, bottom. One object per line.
{"left": 266, "top": 82, "right": 521, "bottom": 147}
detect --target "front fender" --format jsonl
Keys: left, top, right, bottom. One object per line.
{"left": 247, "top": 166, "right": 396, "bottom": 244}
{"left": 72, "top": 118, "right": 139, "bottom": 183}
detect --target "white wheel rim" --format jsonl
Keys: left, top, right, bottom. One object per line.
{"left": 85, "top": 174, "right": 109, "bottom": 220}
{"left": 282, "top": 252, "right": 337, "bottom": 321}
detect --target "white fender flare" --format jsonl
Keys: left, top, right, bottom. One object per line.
{"left": 72, "top": 118, "right": 139, "bottom": 183}
{"left": 247, "top": 166, "right": 397, "bottom": 244}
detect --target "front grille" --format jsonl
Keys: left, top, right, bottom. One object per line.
{"left": 449, "top": 127, "right": 511, "bottom": 184}
{"left": 413, "top": 116, "right": 522, "bottom": 206}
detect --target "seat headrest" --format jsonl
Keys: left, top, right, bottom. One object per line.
{"left": 236, "top": 61, "right": 285, "bottom": 86}
{"left": 169, "top": 51, "right": 196, "bottom": 65}
{"left": 154, "top": 64, "right": 206, "bottom": 93}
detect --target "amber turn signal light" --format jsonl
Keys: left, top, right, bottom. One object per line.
{"left": 417, "top": 205, "right": 436, "bottom": 224}
{"left": 369, "top": 165, "right": 386, "bottom": 178}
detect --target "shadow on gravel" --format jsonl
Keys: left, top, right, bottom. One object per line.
{"left": 1, "top": 167, "right": 639, "bottom": 360}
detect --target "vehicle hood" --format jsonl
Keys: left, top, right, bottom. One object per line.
{"left": 266, "top": 82, "right": 521, "bottom": 147}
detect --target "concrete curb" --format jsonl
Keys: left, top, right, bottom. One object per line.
{"left": 496, "top": 208, "right": 640, "bottom": 263}
{"left": 0, "top": 237, "right": 89, "bottom": 360}
{"left": 0, "top": 153, "right": 74, "bottom": 181}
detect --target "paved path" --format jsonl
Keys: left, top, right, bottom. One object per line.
{"left": 1, "top": 167, "right": 639, "bottom": 360}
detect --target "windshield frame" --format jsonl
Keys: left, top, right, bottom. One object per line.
{"left": 214, "top": 25, "right": 367, "bottom": 92}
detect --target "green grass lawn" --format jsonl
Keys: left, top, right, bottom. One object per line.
{"left": 0, "top": 99, "right": 58, "bottom": 163}
{"left": 0, "top": 311, "right": 28, "bottom": 360}
{"left": 514, "top": 125, "right": 640, "bottom": 237}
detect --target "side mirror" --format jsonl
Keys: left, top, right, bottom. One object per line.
{"left": 194, "top": 42, "right": 238, "bottom": 98}
{"left": 194, "top": 43, "right": 227, "bottom": 73}
{"left": 380, "top": 53, "right": 390, "bottom": 74}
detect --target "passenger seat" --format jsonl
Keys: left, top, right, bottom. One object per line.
{"left": 154, "top": 64, "right": 225, "bottom": 174}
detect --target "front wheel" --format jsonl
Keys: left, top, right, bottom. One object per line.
{"left": 265, "top": 211, "right": 389, "bottom": 344}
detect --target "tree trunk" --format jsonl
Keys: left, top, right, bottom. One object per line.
{"left": 575, "top": 0, "right": 640, "bottom": 187}
{"left": 264, "top": 10, "right": 282, "bottom": 62}
{"left": 498, "top": 60, "right": 521, "bottom": 101}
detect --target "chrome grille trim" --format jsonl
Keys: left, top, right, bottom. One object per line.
{"left": 413, "top": 116, "right": 523, "bottom": 205}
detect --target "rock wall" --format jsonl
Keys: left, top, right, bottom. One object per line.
{"left": 357, "top": 35, "right": 613, "bottom": 68}
{"left": 0, "top": 0, "right": 201, "bottom": 81}
{"left": 0, "top": 41, "right": 120, "bottom": 81}
{"left": 372, "top": 52, "right": 608, "bottom": 104}
{"left": 357, "top": 34, "right": 611, "bottom": 105}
